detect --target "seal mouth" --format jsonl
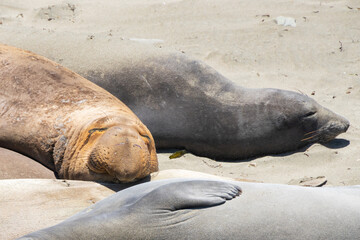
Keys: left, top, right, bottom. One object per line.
{"left": 113, "top": 173, "right": 140, "bottom": 183}
{"left": 88, "top": 150, "right": 107, "bottom": 174}
{"left": 318, "top": 120, "right": 349, "bottom": 143}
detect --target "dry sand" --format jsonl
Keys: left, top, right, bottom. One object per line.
{"left": 0, "top": 0, "right": 359, "bottom": 187}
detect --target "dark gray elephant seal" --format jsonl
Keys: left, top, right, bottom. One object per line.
{"left": 0, "top": 29, "right": 350, "bottom": 159}
{"left": 89, "top": 53, "right": 349, "bottom": 160}
{"left": 19, "top": 179, "right": 360, "bottom": 240}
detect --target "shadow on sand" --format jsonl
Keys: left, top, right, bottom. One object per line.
{"left": 320, "top": 138, "right": 350, "bottom": 149}
{"left": 206, "top": 138, "right": 350, "bottom": 163}
{"left": 97, "top": 175, "right": 152, "bottom": 192}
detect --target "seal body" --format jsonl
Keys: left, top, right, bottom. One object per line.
{"left": 0, "top": 147, "right": 55, "bottom": 179}
{"left": 19, "top": 179, "right": 360, "bottom": 240}
{"left": 1, "top": 170, "right": 239, "bottom": 239}
{"left": 89, "top": 53, "right": 349, "bottom": 159}
{"left": 1, "top": 170, "right": 243, "bottom": 239}
{"left": 0, "top": 44, "right": 158, "bottom": 182}
{"left": 0, "top": 30, "right": 349, "bottom": 159}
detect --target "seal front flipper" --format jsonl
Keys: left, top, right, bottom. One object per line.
{"left": 134, "top": 180, "right": 242, "bottom": 211}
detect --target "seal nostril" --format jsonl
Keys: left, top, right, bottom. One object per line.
{"left": 344, "top": 122, "right": 350, "bottom": 132}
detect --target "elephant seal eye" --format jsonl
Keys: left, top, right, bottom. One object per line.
{"left": 304, "top": 111, "right": 316, "bottom": 118}
{"left": 140, "top": 134, "right": 151, "bottom": 143}
{"left": 139, "top": 134, "right": 152, "bottom": 153}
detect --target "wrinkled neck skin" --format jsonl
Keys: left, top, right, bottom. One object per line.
{"left": 30, "top": 108, "right": 123, "bottom": 179}
{"left": 52, "top": 109, "right": 114, "bottom": 180}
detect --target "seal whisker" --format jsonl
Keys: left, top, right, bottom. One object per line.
{"left": 301, "top": 133, "right": 320, "bottom": 142}
{"left": 294, "top": 88, "right": 308, "bottom": 96}
{"left": 303, "top": 129, "right": 319, "bottom": 136}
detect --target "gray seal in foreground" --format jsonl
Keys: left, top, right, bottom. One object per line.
{"left": 0, "top": 44, "right": 158, "bottom": 183}
{"left": 19, "top": 179, "right": 360, "bottom": 240}
{"left": 0, "top": 30, "right": 350, "bottom": 159}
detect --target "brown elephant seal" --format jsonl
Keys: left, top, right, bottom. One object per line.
{"left": 19, "top": 179, "right": 360, "bottom": 240}
{"left": 0, "top": 29, "right": 350, "bottom": 159}
{"left": 0, "top": 44, "right": 158, "bottom": 182}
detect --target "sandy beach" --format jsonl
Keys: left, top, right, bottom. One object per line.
{"left": 0, "top": 0, "right": 359, "bottom": 186}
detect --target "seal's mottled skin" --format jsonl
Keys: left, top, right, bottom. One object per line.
{"left": 19, "top": 179, "right": 360, "bottom": 240}
{"left": 0, "top": 44, "right": 158, "bottom": 182}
